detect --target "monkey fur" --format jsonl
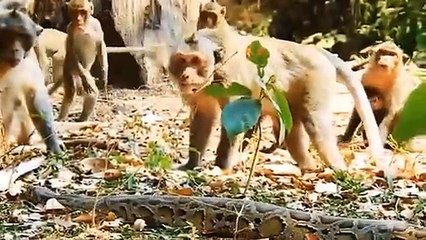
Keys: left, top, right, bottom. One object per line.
{"left": 0, "top": 8, "right": 63, "bottom": 153}
{"left": 338, "top": 41, "right": 420, "bottom": 147}
{"left": 57, "top": 0, "right": 108, "bottom": 122}
{"left": 178, "top": 1, "right": 385, "bottom": 173}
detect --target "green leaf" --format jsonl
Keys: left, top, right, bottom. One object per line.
{"left": 245, "top": 40, "right": 270, "bottom": 68}
{"left": 221, "top": 98, "right": 262, "bottom": 139}
{"left": 263, "top": 78, "right": 293, "bottom": 145}
{"left": 416, "top": 30, "right": 426, "bottom": 50}
{"left": 203, "top": 82, "right": 252, "bottom": 98}
{"left": 392, "top": 82, "right": 426, "bottom": 143}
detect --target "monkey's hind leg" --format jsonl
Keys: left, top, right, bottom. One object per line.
{"left": 77, "top": 75, "right": 99, "bottom": 122}
{"left": 285, "top": 119, "right": 321, "bottom": 172}
{"left": 26, "top": 88, "right": 64, "bottom": 153}
{"left": 57, "top": 73, "right": 76, "bottom": 121}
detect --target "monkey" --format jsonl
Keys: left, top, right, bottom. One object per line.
{"left": 30, "top": 28, "right": 67, "bottom": 87}
{"left": 57, "top": 0, "right": 108, "bottom": 122}
{"left": 0, "top": 0, "right": 29, "bottom": 12}
{"left": 0, "top": 8, "right": 63, "bottom": 153}
{"left": 337, "top": 41, "right": 420, "bottom": 147}
{"left": 32, "top": 0, "right": 66, "bottom": 30}
{"left": 174, "top": 1, "right": 385, "bottom": 173}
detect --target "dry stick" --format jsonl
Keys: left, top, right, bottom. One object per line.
{"left": 243, "top": 123, "right": 262, "bottom": 196}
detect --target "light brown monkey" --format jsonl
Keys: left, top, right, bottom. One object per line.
{"left": 182, "top": 1, "right": 385, "bottom": 173}
{"left": 31, "top": 28, "right": 67, "bottom": 87}
{"left": 58, "top": 0, "right": 108, "bottom": 122}
{"left": 338, "top": 42, "right": 420, "bottom": 146}
{"left": 0, "top": 8, "right": 63, "bottom": 153}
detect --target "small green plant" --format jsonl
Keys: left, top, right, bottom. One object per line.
{"left": 145, "top": 141, "right": 172, "bottom": 171}
{"left": 204, "top": 40, "right": 292, "bottom": 145}
{"left": 414, "top": 198, "right": 426, "bottom": 215}
{"left": 333, "top": 170, "right": 364, "bottom": 194}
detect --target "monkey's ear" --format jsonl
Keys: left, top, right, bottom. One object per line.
{"left": 35, "top": 24, "right": 43, "bottom": 36}
{"left": 402, "top": 53, "right": 410, "bottom": 64}
{"left": 220, "top": 6, "right": 226, "bottom": 16}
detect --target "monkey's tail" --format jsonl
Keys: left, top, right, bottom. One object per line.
{"left": 317, "top": 48, "right": 385, "bottom": 161}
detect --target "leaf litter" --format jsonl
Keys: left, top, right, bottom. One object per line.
{"left": 0, "top": 82, "right": 426, "bottom": 239}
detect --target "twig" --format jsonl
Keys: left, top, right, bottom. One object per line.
{"left": 62, "top": 138, "right": 126, "bottom": 152}
{"left": 242, "top": 122, "right": 262, "bottom": 196}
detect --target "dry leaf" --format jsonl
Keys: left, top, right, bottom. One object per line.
{"left": 73, "top": 213, "right": 95, "bottom": 223}
{"left": 209, "top": 180, "right": 225, "bottom": 192}
{"left": 100, "top": 219, "right": 121, "bottom": 229}
{"left": 134, "top": 219, "right": 146, "bottom": 231}
{"left": 80, "top": 157, "right": 114, "bottom": 173}
{"left": 44, "top": 198, "right": 66, "bottom": 211}
{"left": 7, "top": 180, "right": 25, "bottom": 196}
{"left": 0, "top": 157, "right": 43, "bottom": 192}
{"left": 105, "top": 212, "right": 117, "bottom": 221}
{"left": 104, "top": 169, "right": 122, "bottom": 181}
{"left": 314, "top": 182, "right": 338, "bottom": 194}
{"left": 262, "top": 163, "right": 302, "bottom": 177}
{"left": 172, "top": 187, "right": 193, "bottom": 196}
{"left": 54, "top": 216, "right": 75, "bottom": 228}
{"left": 400, "top": 209, "right": 414, "bottom": 220}
{"left": 305, "top": 233, "right": 320, "bottom": 240}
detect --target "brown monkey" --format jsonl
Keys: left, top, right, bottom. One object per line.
{"left": 0, "top": 8, "right": 63, "bottom": 153}
{"left": 338, "top": 42, "right": 420, "bottom": 147}
{"left": 58, "top": 0, "right": 108, "bottom": 122}
{"left": 184, "top": 1, "right": 385, "bottom": 173}
{"left": 168, "top": 50, "right": 234, "bottom": 170}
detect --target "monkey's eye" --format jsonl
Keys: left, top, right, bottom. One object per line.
{"left": 189, "top": 56, "right": 201, "bottom": 66}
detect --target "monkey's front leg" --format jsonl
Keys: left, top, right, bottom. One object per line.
{"left": 178, "top": 106, "right": 217, "bottom": 170}
{"left": 96, "top": 41, "right": 108, "bottom": 91}
{"left": 338, "top": 107, "right": 361, "bottom": 143}
{"left": 26, "top": 88, "right": 64, "bottom": 153}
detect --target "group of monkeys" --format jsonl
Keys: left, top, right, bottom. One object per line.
{"left": 0, "top": 0, "right": 107, "bottom": 154}
{"left": 0, "top": 0, "right": 420, "bottom": 175}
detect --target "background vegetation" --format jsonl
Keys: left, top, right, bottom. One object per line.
{"left": 219, "top": 0, "right": 426, "bottom": 61}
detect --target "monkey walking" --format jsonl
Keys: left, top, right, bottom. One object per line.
{"left": 338, "top": 41, "right": 420, "bottom": 148}
{"left": 58, "top": 0, "right": 108, "bottom": 122}
{"left": 0, "top": 8, "right": 63, "bottom": 153}
{"left": 168, "top": 1, "right": 385, "bottom": 173}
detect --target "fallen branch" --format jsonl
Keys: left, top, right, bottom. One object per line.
{"left": 26, "top": 186, "right": 426, "bottom": 240}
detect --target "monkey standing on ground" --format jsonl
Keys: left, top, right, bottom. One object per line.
{"left": 58, "top": 0, "right": 108, "bottom": 122}
{"left": 338, "top": 42, "right": 420, "bottom": 147}
{"left": 174, "top": 1, "right": 385, "bottom": 173}
{"left": 0, "top": 8, "right": 63, "bottom": 153}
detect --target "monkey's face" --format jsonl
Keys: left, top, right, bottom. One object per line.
{"left": 69, "top": 9, "right": 89, "bottom": 26}
{"left": 0, "top": 9, "right": 43, "bottom": 66}
{"left": 0, "top": 30, "right": 31, "bottom": 66}
{"left": 168, "top": 52, "right": 210, "bottom": 95}
{"left": 368, "top": 95, "right": 385, "bottom": 111}
{"left": 38, "top": 0, "right": 62, "bottom": 27}
{"left": 197, "top": 2, "right": 226, "bottom": 30}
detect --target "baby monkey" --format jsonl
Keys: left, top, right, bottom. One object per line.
{"left": 58, "top": 0, "right": 108, "bottom": 122}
